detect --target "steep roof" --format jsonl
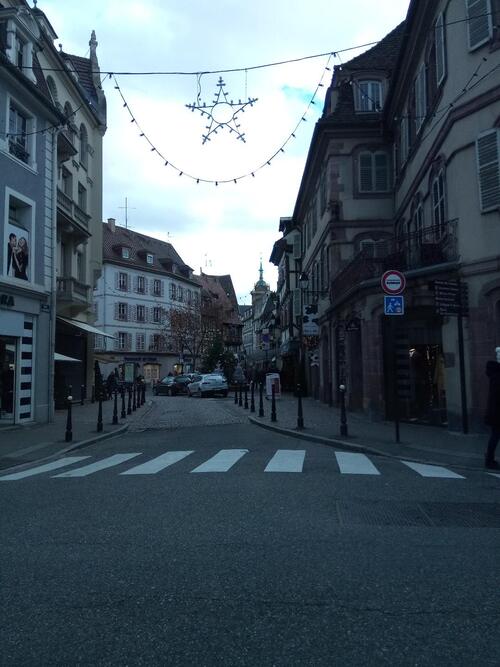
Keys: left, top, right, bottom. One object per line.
{"left": 61, "top": 52, "right": 99, "bottom": 107}
{"left": 342, "top": 22, "right": 406, "bottom": 72}
{"left": 194, "top": 272, "right": 241, "bottom": 325}
{"left": 103, "top": 223, "right": 194, "bottom": 279}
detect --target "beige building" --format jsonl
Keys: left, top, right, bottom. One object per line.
{"left": 279, "top": 0, "right": 500, "bottom": 431}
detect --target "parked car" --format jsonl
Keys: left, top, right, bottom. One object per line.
{"left": 154, "top": 374, "right": 197, "bottom": 396}
{"left": 187, "top": 374, "right": 228, "bottom": 397}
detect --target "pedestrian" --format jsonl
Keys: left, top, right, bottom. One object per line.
{"left": 484, "top": 347, "right": 500, "bottom": 470}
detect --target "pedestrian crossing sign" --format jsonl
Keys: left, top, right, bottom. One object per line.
{"left": 384, "top": 295, "right": 404, "bottom": 315}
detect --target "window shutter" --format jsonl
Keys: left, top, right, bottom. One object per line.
{"left": 161, "top": 281, "right": 165, "bottom": 297}
{"left": 466, "top": 0, "right": 492, "bottom": 50}
{"left": 293, "top": 288, "right": 301, "bottom": 317}
{"left": 292, "top": 234, "right": 302, "bottom": 259}
{"left": 127, "top": 333, "right": 132, "bottom": 350}
{"left": 114, "top": 302, "right": 119, "bottom": 320}
{"left": 115, "top": 272, "right": 119, "bottom": 289}
{"left": 414, "top": 64, "right": 427, "bottom": 132}
{"left": 476, "top": 130, "right": 500, "bottom": 211}
{"left": 359, "top": 153, "right": 373, "bottom": 192}
{"left": 374, "top": 153, "right": 389, "bottom": 191}
{"left": 435, "top": 13, "right": 446, "bottom": 85}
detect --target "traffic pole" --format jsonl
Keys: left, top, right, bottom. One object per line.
{"left": 121, "top": 387, "right": 126, "bottom": 419}
{"left": 238, "top": 384, "right": 243, "bottom": 407}
{"left": 112, "top": 388, "right": 118, "bottom": 425}
{"left": 339, "top": 384, "right": 348, "bottom": 437}
{"left": 97, "top": 390, "right": 103, "bottom": 432}
{"left": 250, "top": 381, "right": 255, "bottom": 413}
{"left": 65, "top": 387, "right": 73, "bottom": 442}
{"left": 271, "top": 384, "right": 277, "bottom": 422}
{"left": 297, "top": 384, "right": 304, "bottom": 429}
{"left": 259, "top": 382, "right": 264, "bottom": 417}
{"left": 244, "top": 385, "right": 248, "bottom": 409}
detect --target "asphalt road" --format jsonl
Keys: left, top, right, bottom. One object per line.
{"left": 1, "top": 397, "right": 500, "bottom": 666}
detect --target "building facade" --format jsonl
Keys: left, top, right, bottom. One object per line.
{"left": 278, "top": 0, "right": 500, "bottom": 431}
{"left": 93, "top": 220, "right": 201, "bottom": 382}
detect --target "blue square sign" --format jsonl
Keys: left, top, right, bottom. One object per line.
{"left": 384, "top": 295, "right": 404, "bottom": 315}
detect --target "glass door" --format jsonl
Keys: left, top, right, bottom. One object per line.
{"left": 0, "top": 336, "right": 17, "bottom": 422}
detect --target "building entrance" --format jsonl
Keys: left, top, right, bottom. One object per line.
{"left": 0, "top": 336, "right": 16, "bottom": 422}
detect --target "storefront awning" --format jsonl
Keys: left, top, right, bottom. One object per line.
{"left": 55, "top": 352, "right": 82, "bottom": 363}
{"left": 57, "top": 317, "right": 116, "bottom": 339}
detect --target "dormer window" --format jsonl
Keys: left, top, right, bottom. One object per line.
{"left": 355, "top": 80, "right": 383, "bottom": 112}
{"left": 121, "top": 247, "right": 130, "bottom": 259}
{"left": 146, "top": 253, "right": 154, "bottom": 264}
{"left": 2, "top": 11, "right": 37, "bottom": 84}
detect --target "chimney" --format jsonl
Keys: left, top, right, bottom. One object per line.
{"left": 107, "top": 217, "right": 116, "bottom": 232}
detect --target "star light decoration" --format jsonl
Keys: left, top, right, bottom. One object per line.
{"left": 186, "top": 76, "right": 258, "bottom": 145}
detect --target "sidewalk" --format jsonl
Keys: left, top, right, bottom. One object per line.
{"left": 0, "top": 394, "right": 153, "bottom": 472}
{"left": 244, "top": 392, "right": 488, "bottom": 471}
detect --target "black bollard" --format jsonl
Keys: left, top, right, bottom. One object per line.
{"left": 65, "top": 387, "right": 73, "bottom": 442}
{"left": 121, "top": 387, "right": 126, "bottom": 419}
{"left": 127, "top": 386, "right": 132, "bottom": 415}
{"left": 91, "top": 384, "right": 95, "bottom": 404}
{"left": 244, "top": 385, "right": 248, "bottom": 410}
{"left": 234, "top": 384, "right": 238, "bottom": 404}
{"left": 238, "top": 384, "right": 243, "bottom": 407}
{"left": 97, "top": 390, "right": 103, "bottom": 432}
{"left": 258, "top": 382, "right": 264, "bottom": 418}
{"left": 142, "top": 383, "right": 146, "bottom": 405}
{"left": 80, "top": 384, "right": 85, "bottom": 406}
{"left": 339, "top": 384, "right": 348, "bottom": 436}
{"left": 132, "top": 384, "right": 137, "bottom": 411}
{"left": 112, "top": 388, "right": 118, "bottom": 425}
{"left": 271, "top": 384, "right": 277, "bottom": 422}
{"left": 297, "top": 383, "right": 304, "bottom": 429}
{"left": 250, "top": 381, "right": 255, "bottom": 413}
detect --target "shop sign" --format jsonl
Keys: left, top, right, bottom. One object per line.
{"left": 0, "top": 294, "right": 15, "bottom": 307}
{"left": 302, "top": 304, "right": 319, "bottom": 336}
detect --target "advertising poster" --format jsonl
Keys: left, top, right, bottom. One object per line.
{"left": 5, "top": 222, "right": 30, "bottom": 281}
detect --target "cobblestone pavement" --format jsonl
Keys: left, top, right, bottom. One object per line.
{"left": 128, "top": 395, "right": 248, "bottom": 432}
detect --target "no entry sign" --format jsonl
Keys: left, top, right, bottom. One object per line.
{"left": 381, "top": 270, "right": 406, "bottom": 295}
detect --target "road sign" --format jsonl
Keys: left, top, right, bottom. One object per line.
{"left": 384, "top": 295, "right": 404, "bottom": 315}
{"left": 381, "top": 270, "right": 406, "bottom": 295}
{"left": 432, "top": 280, "right": 469, "bottom": 316}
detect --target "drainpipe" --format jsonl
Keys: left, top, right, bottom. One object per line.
{"left": 48, "top": 126, "right": 61, "bottom": 421}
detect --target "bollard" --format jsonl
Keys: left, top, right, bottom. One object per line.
{"left": 271, "top": 384, "right": 277, "bottom": 422}
{"left": 97, "top": 390, "right": 103, "bottom": 432}
{"left": 258, "top": 382, "right": 264, "bottom": 418}
{"left": 127, "top": 386, "right": 132, "bottom": 415}
{"left": 250, "top": 381, "right": 255, "bottom": 413}
{"left": 339, "top": 384, "right": 348, "bottom": 437}
{"left": 121, "top": 386, "right": 126, "bottom": 419}
{"left": 234, "top": 384, "right": 238, "bottom": 404}
{"left": 297, "top": 383, "right": 304, "bottom": 430}
{"left": 238, "top": 384, "right": 243, "bottom": 407}
{"left": 244, "top": 385, "right": 248, "bottom": 410}
{"left": 91, "top": 384, "right": 95, "bottom": 404}
{"left": 142, "top": 383, "right": 146, "bottom": 405}
{"left": 65, "top": 388, "right": 73, "bottom": 442}
{"left": 112, "top": 388, "right": 118, "bottom": 425}
{"left": 132, "top": 384, "right": 137, "bottom": 411}
{"left": 80, "top": 384, "right": 85, "bottom": 406}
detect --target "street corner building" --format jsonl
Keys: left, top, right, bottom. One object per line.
{"left": 0, "top": 0, "right": 107, "bottom": 422}
{"left": 271, "top": 0, "right": 500, "bottom": 432}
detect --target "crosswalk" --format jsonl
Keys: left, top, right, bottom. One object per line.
{"left": 0, "top": 449, "right": 495, "bottom": 482}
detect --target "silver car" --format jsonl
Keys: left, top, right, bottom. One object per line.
{"left": 187, "top": 373, "right": 228, "bottom": 397}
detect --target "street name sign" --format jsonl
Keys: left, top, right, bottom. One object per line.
{"left": 381, "top": 270, "right": 406, "bottom": 295}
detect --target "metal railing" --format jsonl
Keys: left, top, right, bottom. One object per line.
{"left": 57, "top": 277, "right": 91, "bottom": 302}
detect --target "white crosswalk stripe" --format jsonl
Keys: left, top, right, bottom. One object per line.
{"left": 335, "top": 452, "right": 381, "bottom": 475}
{"left": 190, "top": 449, "right": 248, "bottom": 473}
{"left": 0, "top": 456, "right": 90, "bottom": 481}
{"left": 401, "top": 461, "right": 465, "bottom": 479}
{"left": 487, "top": 472, "right": 500, "bottom": 479}
{"left": 121, "top": 451, "right": 194, "bottom": 475}
{"left": 53, "top": 453, "right": 141, "bottom": 478}
{"left": 264, "top": 450, "right": 305, "bottom": 472}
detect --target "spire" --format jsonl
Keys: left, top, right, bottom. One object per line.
{"left": 259, "top": 256, "right": 264, "bottom": 283}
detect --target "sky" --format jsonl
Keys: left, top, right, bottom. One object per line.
{"left": 38, "top": 0, "right": 410, "bottom": 304}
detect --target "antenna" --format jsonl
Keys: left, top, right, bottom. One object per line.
{"left": 118, "top": 197, "right": 136, "bottom": 229}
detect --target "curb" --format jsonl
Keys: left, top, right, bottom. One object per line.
{"left": 248, "top": 417, "right": 486, "bottom": 473}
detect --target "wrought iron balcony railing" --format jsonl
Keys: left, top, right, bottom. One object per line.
{"left": 331, "top": 219, "right": 458, "bottom": 303}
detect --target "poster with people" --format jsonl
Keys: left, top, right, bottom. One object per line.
{"left": 5, "top": 223, "right": 30, "bottom": 281}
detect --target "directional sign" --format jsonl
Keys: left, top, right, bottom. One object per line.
{"left": 381, "top": 270, "right": 406, "bottom": 295}
{"left": 432, "top": 280, "right": 469, "bottom": 317}
{"left": 384, "top": 295, "right": 404, "bottom": 315}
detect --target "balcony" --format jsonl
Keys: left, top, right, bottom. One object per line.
{"left": 57, "top": 188, "right": 91, "bottom": 240}
{"left": 332, "top": 219, "right": 459, "bottom": 304}
{"left": 56, "top": 277, "right": 91, "bottom": 316}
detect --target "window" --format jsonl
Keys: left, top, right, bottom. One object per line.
{"left": 435, "top": 13, "right": 446, "bottom": 85}
{"left": 170, "top": 283, "right": 177, "bottom": 300}
{"left": 117, "top": 302, "right": 128, "bottom": 321}
{"left": 150, "top": 334, "right": 164, "bottom": 351}
{"left": 79, "top": 124, "right": 88, "bottom": 169}
{"left": 136, "top": 305, "right": 146, "bottom": 322}
{"left": 400, "top": 111, "right": 409, "bottom": 165}
{"left": 63, "top": 103, "right": 75, "bottom": 144}
{"left": 94, "top": 334, "right": 104, "bottom": 351}
{"left": 414, "top": 64, "right": 427, "bottom": 133}
{"left": 355, "top": 80, "right": 382, "bottom": 112}
{"left": 153, "top": 279, "right": 162, "bottom": 296}
{"left": 414, "top": 203, "right": 424, "bottom": 246}
{"left": 186, "top": 289, "right": 192, "bottom": 305}
{"left": 476, "top": 130, "right": 500, "bottom": 211}
{"left": 61, "top": 167, "right": 72, "bottom": 197}
{"left": 122, "top": 247, "right": 130, "bottom": 259}
{"left": 118, "top": 272, "right": 128, "bottom": 291}
{"left": 137, "top": 276, "right": 146, "bottom": 293}
{"left": 146, "top": 253, "right": 154, "bottom": 264}
{"left": 466, "top": 0, "right": 492, "bottom": 50}
{"left": 193, "top": 292, "right": 199, "bottom": 306}
{"left": 77, "top": 183, "right": 87, "bottom": 212}
{"left": 358, "top": 151, "right": 390, "bottom": 193}
{"left": 76, "top": 251, "right": 85, "bottom": 282}
{"left": 177, "top": 286, "right": 184, "bottom": 303}
{"left": 15, "top": 34, "right": 24, "bottom": 69}
{"left": 152, "top": 307, "right": 162, "bottom": 323}
{"left": 8, "top": 103, "right": 30, "bottom": 164}
{"left": 117, "top": 332, "right": 129, "bottom": 351}
{"left": 432, "top": 170, "right": 447, "bottom": 238}
{"left": 136, "top": 333, "right": 145, "bottom": 352}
